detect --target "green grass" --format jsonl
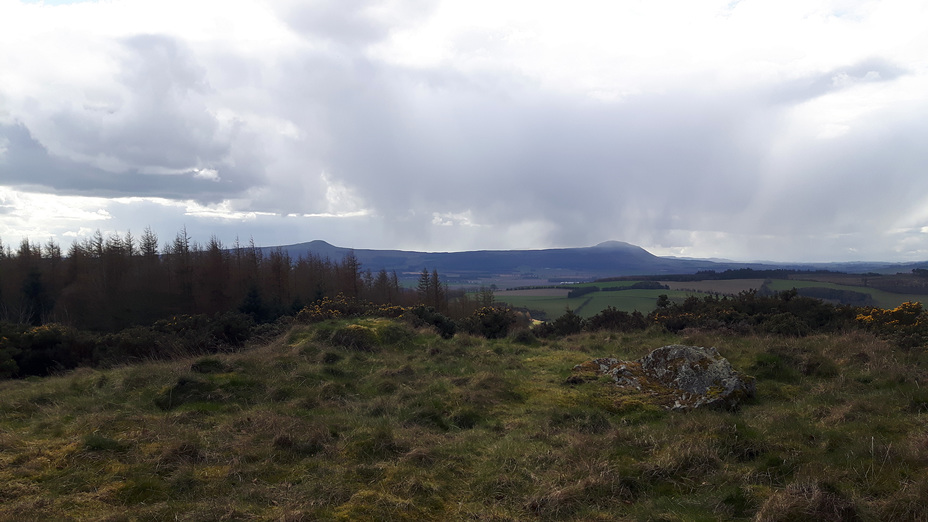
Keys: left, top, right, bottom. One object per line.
{"left": 1, "top": 320, "right": 927, "bottom": 520}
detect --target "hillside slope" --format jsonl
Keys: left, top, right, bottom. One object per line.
{"left": 2, "top": 320, "right": 926, "bottom": 520}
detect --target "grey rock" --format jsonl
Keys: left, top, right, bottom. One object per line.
{"left": 571, "top": 345, "right": 755, "bottom": 410}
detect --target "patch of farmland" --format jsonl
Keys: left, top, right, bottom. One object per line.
{"left": 496, "top": 289, "right": 695, "bottom": 319}
{"left": 661, "top": 279, "right": 767, "bottom": 295}
{"left": 497, "top": 296, "right": 590, "bottom": 319}
{"left": 763, "top": 279, "right": 928, "bottom": 309}
{"left": 495, "top": 288, "right": 571, "bottom": 297}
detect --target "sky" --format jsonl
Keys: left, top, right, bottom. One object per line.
{"left": 1, "top": 0, "right": 927, "bottom": 263}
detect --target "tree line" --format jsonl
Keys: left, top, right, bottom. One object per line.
{"left": 0, "top": 228, "right": 458, "bottom": 332}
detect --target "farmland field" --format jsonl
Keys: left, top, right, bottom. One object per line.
{"left": 661, "top": 279, "right": 767, "bottom": 294}
{"left": 496, "top": 289, "right": 695, "bottom": 319}
{"left": 493, "top": 277, "right": 928, "bottom": 320}
{"left": 763, "top": 279, "right": 928, "bottom": 308}
{"left": 495, "top": 288, "right": 571, "bottom": 297}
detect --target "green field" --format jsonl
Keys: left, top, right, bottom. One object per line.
{"left": 495, "top": 278, "right": 928, "bottom": 320}
{"left": 496, "top": 288, "right": 694, "bottom": 319}
{"left": 764, "top": 279, "right": 928, "bottom": 309}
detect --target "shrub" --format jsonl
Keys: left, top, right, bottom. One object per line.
{"left": 208, "top": 312, "right": 256, "bottom": 345}
{"left": 856, "top": 302, "right": 928, "bottom": 348}
{"left": 0, "top": 323, "right": 91, "bottom": 377}
{"left": 96, "top": 326, "right": 169, "bottom": 364}
{"left": 460, "top": 306, "right": 517, "bottom": 339}
{"left": 296, "top": 295, "right": 409, "bottom": 324}
{"left": 587, "top": 306, "right": 647, "bottom": 332}
{"left": 0, "top": 325, "right": 22, "bottom": 378}
{"left": 761, "top": 313, "right": 812, "bottom": 337}
{"left": 403, "top": 306, "right": 457, "bottom": 339}
{"left": 536, "top": 308, "right": 585, "bottom": 338}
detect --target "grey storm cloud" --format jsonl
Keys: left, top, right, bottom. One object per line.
{"left": 0, "top": 121, "right": 250, "bottom": 202}
{"left": 310, "top": 68, "right": 773, "bottom": 244}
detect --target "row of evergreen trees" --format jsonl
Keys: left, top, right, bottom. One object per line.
{"left": 0, "top": 229, "right": 456, "bottom": 332}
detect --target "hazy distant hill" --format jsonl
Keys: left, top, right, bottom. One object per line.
{"left": 259, "top": 240, "right": 926, "bottom": 282}
{"left": 258, "top": 240, "right": 737, "bottom": 280}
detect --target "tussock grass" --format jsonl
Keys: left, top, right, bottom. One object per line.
{"left": 1, "top": 321, "right": 926, "bottom": 520}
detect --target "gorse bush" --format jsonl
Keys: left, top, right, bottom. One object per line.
{"left": 459, "top": 306, "right": 517, "bottom": 339}
{"left": 856, "top": 301, "right": 928, "bottom": 348}
{"left": 296, "top": 295, "right": 411, "bottom": 323}
{"left": 403, "top": 305, "right": 457, "bottom": 339}
{"left": 1, "top": 313, "right": 259, "bottom": 378}
{"left": 0, "top": 322, "right": 91, "bottom": 377}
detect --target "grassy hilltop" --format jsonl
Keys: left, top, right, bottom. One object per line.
{"left": 2, "top": 314, "right": 928, "bottom": 520}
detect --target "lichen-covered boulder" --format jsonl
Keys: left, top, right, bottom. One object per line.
{"left": 570, "top": 345, "right": 755, "bottom": 410}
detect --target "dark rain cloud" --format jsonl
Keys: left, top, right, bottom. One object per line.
{"left": 0, "top": 121, "right": 248, "bottom": 202}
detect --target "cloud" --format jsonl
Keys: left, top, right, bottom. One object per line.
{"left": 0, "top": 0, "right": 927, "bottom": 262}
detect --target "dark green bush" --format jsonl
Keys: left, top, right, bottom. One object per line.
{"left": 536, "top": 308, "right": 585, "bottom": 338}
{"left": 0, "top": 323, "right": 91, "bottom": 377}
{"left": 208, "top": 312, "right": 256, "bottom": 345}
{"left": 460, "top": 306, "right": 517, "bottom": 339}
{"left": 404, "top": 306, "right": 457, "bottom": 339}
{"left": 761, "top": 313, "right": 812, "bottom": 337}
{"left": 587, "top": 306, "right": 647, "bottom": 332}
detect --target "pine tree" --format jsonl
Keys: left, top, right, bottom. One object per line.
{"left": 140, "top": 227, "right": 159, "bottom": 259}
{"left": 417, "top": 268, "right": 431, "bottom": 305}
{"left": 430, "top": 269, "right": 445, "bottom": 310}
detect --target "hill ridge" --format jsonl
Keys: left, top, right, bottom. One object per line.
{"left": 258, "top": 240, "right": 928, "bottom": 280}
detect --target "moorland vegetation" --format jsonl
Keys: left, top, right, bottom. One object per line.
{"left": 1, "top": 230, "right": 928, "bottom": 519}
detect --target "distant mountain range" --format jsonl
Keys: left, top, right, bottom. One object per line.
{"left": 260, "top": 240, "right": 926, "bottom": 283}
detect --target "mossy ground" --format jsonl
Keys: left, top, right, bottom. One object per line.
{"left": 1, "top": 320, "right": 926, "bottom": 520}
